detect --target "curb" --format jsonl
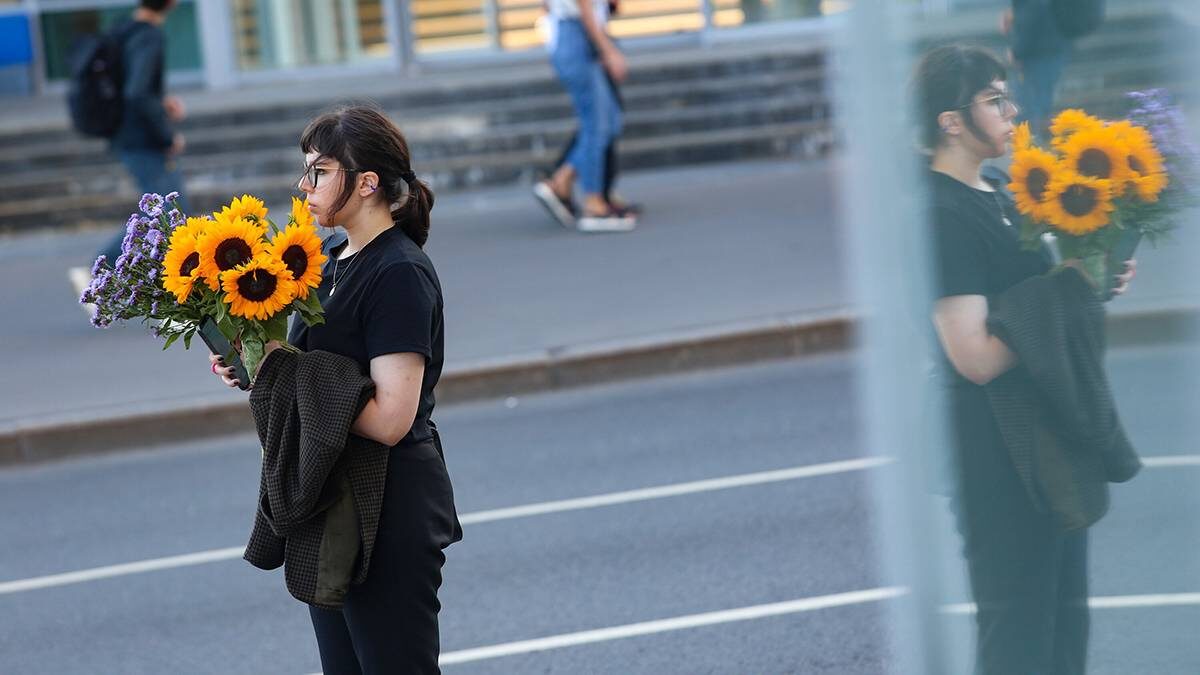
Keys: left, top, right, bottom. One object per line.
{"left": 1, "top": 305, "right": 1192, "bottom": 467}
{"left": 0, "top": 309, "right": 854, "bottom": 467}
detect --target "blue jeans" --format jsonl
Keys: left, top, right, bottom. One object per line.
{"left": 97, "top": 149, "right": 188, "bottom": 265}
{"left": 1014, "top": 50, "right": 1069, "bottom": 140}
{"left": 550, "top": 19, "right": 622, "bottom": 196}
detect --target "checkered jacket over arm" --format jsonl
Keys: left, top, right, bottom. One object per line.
{"left": 242, "top": 349, "right": 392, "bottom": 609}
{"left": 984, "top": 267, "right": 1141, "bottom": 531}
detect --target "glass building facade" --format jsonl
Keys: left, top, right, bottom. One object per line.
{"left": 0, "top": 0, "right": 857, "bottom": 96}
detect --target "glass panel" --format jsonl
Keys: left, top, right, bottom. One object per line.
{"left": 838, "top": 0, "right": 1200, "bottom": 672}
{"left": 38, "top": 1, "right": 201, "bottom": 81}
{"left": 411, "top": 0, "right": 491, "bottom": 55}
{"left": 498, "top": 0, "right": 709, "bottom": 52}
{"left": 713, "top": 0, "right": 850, "bottom": 29}
{"left": 232, "top": 0, "right": 391, "bottom": 71}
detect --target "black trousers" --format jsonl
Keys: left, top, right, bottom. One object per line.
{"left": 950, "top": 394, "right": 1089, "bottom": 675}
{"left": 310, "top": 442, "right": 461, "bottom": 675}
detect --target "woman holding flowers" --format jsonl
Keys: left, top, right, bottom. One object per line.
{"left": 210, "top": 105, "right": 461, "bottom": 673}
{"left": 913, "top": 45, "right": 1134, "bottom": 675}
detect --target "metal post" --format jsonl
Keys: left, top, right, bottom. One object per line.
{"left": 484, "top": 0, "right": 501, "bottom": 51}
{"left": 195, "top": 0, "right": 236, "bottom": 89}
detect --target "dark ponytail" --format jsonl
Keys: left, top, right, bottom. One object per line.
{"left": 300, "top": 104, "right": 435, "bottom": 247}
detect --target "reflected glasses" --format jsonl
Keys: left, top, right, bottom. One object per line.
{"left": 956, "top": 93, "right": 1018, "bottom": 117}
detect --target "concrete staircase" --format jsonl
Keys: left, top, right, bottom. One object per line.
{"left": 0, "top": 45, "right": 832, "bottom": 232}
{"left": 0, "top": 0, "right": 1195, "bottom": 233}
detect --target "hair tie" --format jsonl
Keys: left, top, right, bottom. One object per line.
{"left": 400, "top": 170, "right": 416, "bottom": 183}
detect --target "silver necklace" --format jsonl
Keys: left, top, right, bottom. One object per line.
{"left": 329, "top": 249, "right": 364, "bottom": 297}
{"left": 986, "top": 189, "right": 1013, "bottom": 228}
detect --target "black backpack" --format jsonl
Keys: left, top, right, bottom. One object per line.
{"left": 1050, "top": 0, "right": 1105, "bottom": 39}
{"left": 67, "top": 23, "right": 134, "bottom": 138}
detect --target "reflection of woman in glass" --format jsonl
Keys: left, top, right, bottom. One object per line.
{"left": 914, "top": 45, "right": 1131, "bottom": 674}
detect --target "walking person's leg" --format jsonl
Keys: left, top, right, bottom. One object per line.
{"left": 1014, "top": 50, "right": 1069, "bottom": 140}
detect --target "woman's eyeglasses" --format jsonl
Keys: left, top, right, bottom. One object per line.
{"left": 298, "top": 163, "right": 359, "bottom": 190}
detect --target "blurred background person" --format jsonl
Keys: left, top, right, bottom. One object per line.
{"left": 545, "top": 0, "right": 641, "bottom": 222}
{"left": 1002, "top": 0, "right": 1105, "bottom": 141}
{"left": 68, "top": 0, "right": 188, "bottom": 297}
{"left": 533, "top": 0, "right": 635, "bottom": 233}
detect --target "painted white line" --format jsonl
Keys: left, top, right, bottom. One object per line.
{"left": 0, "top": 458, "right": 887, "bottom": 596}
{"left": 941, "top": 592, "right": 1200, "bottom": 615}
{"left": 4, "top": 454, "right": 1191, "bottom": 597}
{"left": 459, "top": 457, "right": 892, "bottom": 525}
{"left": 1141, "top": 455, "right": 1200, "bottom": 468}
{"left": 0, "top": 547, "right": 246, "bottom": 595}
{"left": 438, "top": 587, "right": 909, "bottom": 666}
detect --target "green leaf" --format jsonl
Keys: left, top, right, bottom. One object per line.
{"left": 163, "top": 332, "right": 181, "bottom": 350}
{"left": 242, "top": 336, "right": 265, "bottom": 381}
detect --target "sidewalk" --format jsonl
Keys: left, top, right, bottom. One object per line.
{"left": 1, "top": 157, "right": 1195, "bottom": 463}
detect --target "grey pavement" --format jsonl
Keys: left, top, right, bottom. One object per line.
{"left": 3, "top": 156, "right": 1197, "bottom": 436}
{"left": 0, "top": 158, "right": 839, "bottom": 432}
{"left": 1, "top": 344, "right": 1197, "bottom": 673}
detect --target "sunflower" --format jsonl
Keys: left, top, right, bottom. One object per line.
{"left": 220, "top": 255, "right": 296, "bottom": 320}
{"left": 290, "top": 196, "right": 315, "bottom": 230}
{"left": 1050, "top": 109, "right": 1103, "bottom": 149}
{"left": 161, "top": 225, "right": 205, "bottom": 303}
{"left": 1009, "top": 148, "right": 1059, "bottom": 221}
{"left": 214, "top": 194, "right": 269, "bottom": 225}
{"left": 1044, "top": 173, "right": 1115, "bottom": 235}
{"left": 1058, "top": 126, "right": 1133, "bottom": 185}
{"left": 1012, "top": 122, "right": 1034, "bottom": 153}
{"left": 1111, "top": 121, "right": 1168, "bottom": 201}
{"left": 196, "top": 216, "right": 268, "bottom": 291}
{"left": 269, "top": 221, "right": 326, "bottom": 299}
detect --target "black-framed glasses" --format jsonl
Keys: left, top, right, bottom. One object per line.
{"left": 955, "top": 93, "right": 1018, "bottom": 117}
{"left": 298, "top": 162, "right": 359, "bottom": 190}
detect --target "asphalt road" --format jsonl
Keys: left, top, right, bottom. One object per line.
{"left": 1, "top": 344, "right": 1198, "bottom": 674}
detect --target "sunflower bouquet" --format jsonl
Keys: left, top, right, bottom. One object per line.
{"left": 82, "top": 193, "right": 326, "bottom": 381}
{"left": 1008, "top": 95, "right": 1197, "bottom": 297}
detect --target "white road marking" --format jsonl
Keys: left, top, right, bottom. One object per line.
{"left": 436, "top": 587, "right": 908, "bottom": 666}
{"left": 2, "top": 454, "right": 1193, "bottom": 596}
{"left": 941, "top": 592, "right": 1200, "bottom": 615}
{"left": 0, "top": 457, "right": 887, "bottom": 596}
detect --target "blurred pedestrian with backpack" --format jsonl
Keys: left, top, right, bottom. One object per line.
{"left": 1001, "top": 0, "right": 1105, "bottom": 140}
{"left": 68, "top": 0, "right": 188, "bottom": 297}
{"left": 533, "top": 0, "right": 635, "bottom": 233}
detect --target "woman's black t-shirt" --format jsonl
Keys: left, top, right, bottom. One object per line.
{"left": 288, "top": 225, "right": 444, "bottom": 448}
{"left": 929, "top": 170, "right": 1052, "bottom": 302}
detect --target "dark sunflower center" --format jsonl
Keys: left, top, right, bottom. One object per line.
{"left": 179, "top": 252, "right": 200, "bottom": 277}
{"left": 215, "top": 238, "right": 253, "bottom": 271}
{"left": 1027, "top": 168, "right": 1050, "bottom": 201}
{"left": 237, "top": 269, "right": 278, "bottom": 302}
{"left": 1060, "top": 184, "right": 1099, "bottom": 217}
{"left": 1128, "top": 155, "right": 1145, "bottom": 174}
{"left": 1077, "top": 148, "right": 1112, "bottom": 179}
{"left": 281, "top": 245, "right": 308, "bottom": 280}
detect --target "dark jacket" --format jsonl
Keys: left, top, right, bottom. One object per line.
{"left": 1011, "top": 0, "right": 1072, "bottom": 60}
{"left": 243, "top": 349, "right": 391, "bottom": 609}
{"left": 984, "top": 267, "right": 1141, "bottom": 531}
{"left": 111, "top": 20, "right": 174, "bottom": 151}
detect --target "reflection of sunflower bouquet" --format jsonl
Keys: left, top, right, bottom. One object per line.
{"left": 1008, "top": 97, "right": 1196, "bottom": 297}
{"left": 83, "top": 193, "right": 326, "bottom": 381}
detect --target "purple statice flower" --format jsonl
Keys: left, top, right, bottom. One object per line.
{"left": 146, "top": 229, "right": 165, "bottom": 247}
{"left": 91, "top": 255, "right": 107, "bottom": 276}
{"left": 126, "top": 288, "right": 139, "bottom": 306}
{"left": 79, "top": 286, "right": 95, "bottom": 305}
{"left": 167, "top": 209, "right": 184, "bottom": 228}
{"left": 139, "top": 193, "right": 165, "bottom": 218}
{"left": 90, "top": 313, "right": 109, "bottom": 329}
{"left": 147, "top": 267, "right": 159, "bottom": 280}
{"left": 115, "top": 254, "right": 131, "bottom": 275}
{"left": 150, "top": 300, "right": 160, "bottom": 315}
{"left": 1127, "top": 89, "right": 1200, "bottom": 178}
